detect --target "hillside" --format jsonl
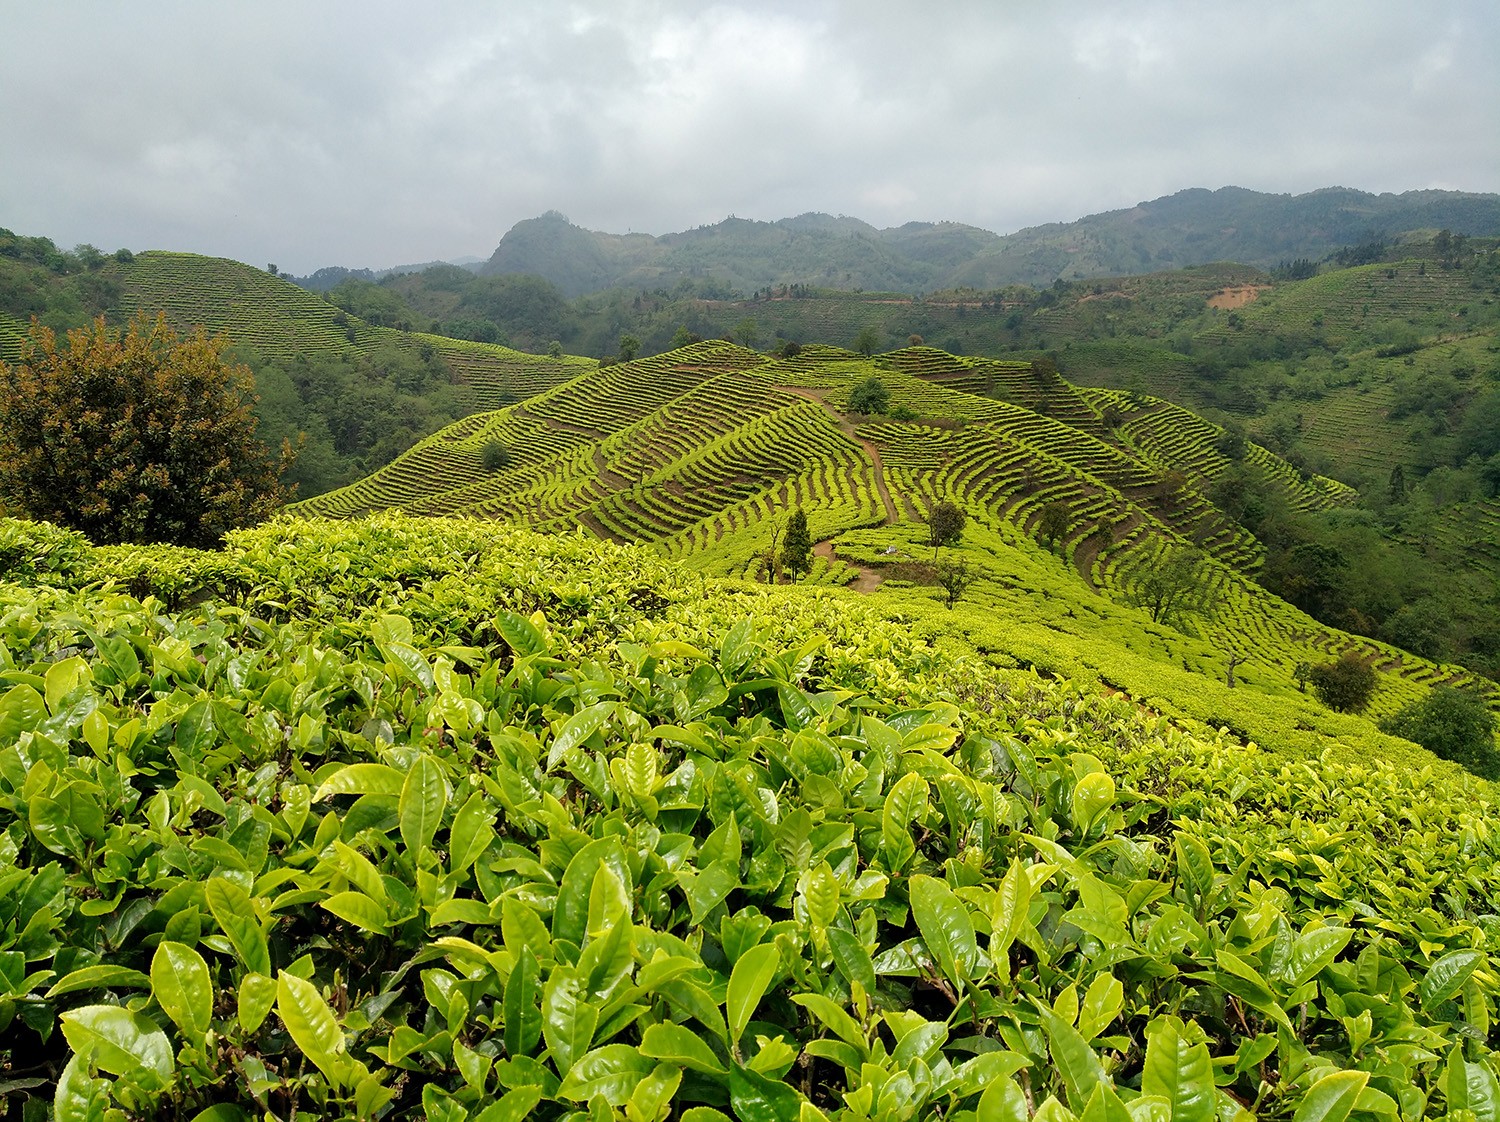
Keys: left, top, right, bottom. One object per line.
{"left": 0, "top": 237, "right": 594, "bottom": 497}
{"left": 2, "top": 513, "right": 1497, "bottom": 1118}
{"left": 473, "top": 188, "right": 1500, "bottom": 296}
{"left": 295, "top": 340, "right": 1495, "bottom": 767}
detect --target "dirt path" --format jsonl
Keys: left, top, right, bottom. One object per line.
{"left": 814, "top": 540, "right": 884, "bottom": 594}
{"left": 778, "top": 386, "right": 898, "bottom": 525}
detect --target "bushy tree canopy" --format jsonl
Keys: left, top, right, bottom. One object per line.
{"left": 0, "top": 314, "right": 291, "bottom": 547}
{"left": 1380, "top": 686, "right": 1498, "bottom": 777}
{"left": 1309, "top": 653, "right": 1378, "bottom": 713}
{"left": 848, "top": 376, "right": 889, "bottom": 414}
{"left": 927, "top": 501, "right": 967, "bottom": 551}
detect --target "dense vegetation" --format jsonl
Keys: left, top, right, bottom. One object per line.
{"left": 3, "top": 514, "right": 1499, "bottom": 1120}
{"left": 0, "top": 236, "right": 591, "bottom": 499}
{"left": 6, "top": 193, "right": 1500, "bottom": 1119}
{"left": 293, "top": 338, "right": 1499, "bottom": 778}
{"left": 0, "top": 315, "right": 290, "bottom": 547}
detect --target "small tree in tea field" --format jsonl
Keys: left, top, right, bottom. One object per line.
{"left": 1380, "top": 686, "right": 1498, "bottom": 776}
{"left": 780, "top": 508, "right": 812, "bottom": 578}
{"left": 848, "top": 376, "right": 889, "bottom": 414}
{"left": 927, "top": 500, "right": 966, "bottom": 556}
{"left": 481, "top": 440, "right": 512, "bottom": 471}
{"left": 1309, "top": 652, "right": 1378, "bottom": 713}
{"left": 0, "top": 314, "right": 292, "bottom": 547}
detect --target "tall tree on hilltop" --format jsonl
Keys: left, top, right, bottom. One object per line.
{"left": 0, "top": 314, "right": 293, "bottom": 547}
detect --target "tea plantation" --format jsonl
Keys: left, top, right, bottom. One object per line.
{"left": 295, "top": 340, "right": 1494, "bottom": 761}
{"left": 2, "top": 514, "right": 1499, "bottom": 1120}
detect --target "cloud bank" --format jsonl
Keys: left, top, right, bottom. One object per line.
{"left": 3, "top": 0, "right": 1495, "bottom": 272}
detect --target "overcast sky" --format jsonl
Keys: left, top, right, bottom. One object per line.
{"left": 3, "top": 1, "right": 1496, "bottom": 274}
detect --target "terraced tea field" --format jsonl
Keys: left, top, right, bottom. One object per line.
{"left": 110, "top": 251, "right": 590, "bottom": 411}
{"left": 0, "top": 309, "right": 26, "bottom": 363}
{"left": 297, "top": 339, "right": 1494, "bottom": 744}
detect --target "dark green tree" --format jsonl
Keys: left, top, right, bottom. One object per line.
{"left": 1388, "top": 463, "right": 1406, "bottom": 504}
{"left": 1038, "top": 501, "right": 1071, "bottom": 550}
{"left": 933, "top": 559, "right": 973, "bottom": 610}
{"left": 1308, "top": 653, "right": 1377, "bottom": 713}
{"left": 780, "top": 508, "right": 812, "bottom": 578}
{"left": 1380, "top": 686, "right": 1498, "bottom": 777}
{"left": 852, "top": 326, "right": 881, "bottom": 357}
{"left": 0, "top": 314, "right": 292, "bottom": 547}
{"left": 848, "top": 377, "right": 890, "bottom": 414}
{"left": 618, "top": 334, "right": 641, "bottom": 361}
{"left": 481, "top": 440, "right": 512, "bottom": 471}
{"left": 927, "top": 500, "right": 966, "bottom": 554}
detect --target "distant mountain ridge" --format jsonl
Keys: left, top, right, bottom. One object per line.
{"left": 477, "top": 187, "right": 1500, "bottom": 295}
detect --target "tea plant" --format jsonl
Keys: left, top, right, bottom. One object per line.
{"left": 1, "top": 517, "right": 1497, "bottom": 1119}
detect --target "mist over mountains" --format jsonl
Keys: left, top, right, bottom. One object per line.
{"left": 471, "top": 186, "right": 1500, "bottom": 297}
{"left": 286, "top": 187, "right": 1500, "bottom": 297}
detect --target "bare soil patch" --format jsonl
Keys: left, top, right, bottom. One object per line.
{"left": 815, "top": 540, "right": 884, "bottom": 593}
{"left": 1206, "top": 285, "right": 1269, "bottom": 310}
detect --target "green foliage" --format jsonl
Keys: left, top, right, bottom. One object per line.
{"left": 847, "top": 375, "right": 889, "bottom": 413}
{"left": 780, "top": 508, "right": 812, "bottom": 577}
{"left": 481, "top": 440, "right": 512, "bottom": 472}
{"left": 619, "top": 334, "right": 641, "bottom": 361}
{"left": 852, "top": 326, "right": 881, "bottom": 358}
{"left": 0, "top": 314, "right": 291, "bottom": 547}
{"left": 1309, "top": 652, "right": 1378, "bottom": 713}
{"left": 1126, "top": 548, "right": 1220, "bottom": 629}
{"left": 1380, "top": 686, "right": 1499, "bottom": 776}
{"left": 926, "top": 501, "right": 966, "bottom": 551}
{"left": 1, "top": 516, "right": 1498, "bottom": 1119}
{"left": 1038, "top": 500, "right": 1071, "bottom": 549}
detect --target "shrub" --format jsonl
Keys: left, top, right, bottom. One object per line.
{"left": 1308, "top": 652, "right": 1377, "bottom": 713}
{"left": 848, "top": 377, "right": 890, "bottom": 415}
{"left": 481, "top": 440, "right": 512, "bottom": 471}
{"left": 1380, "top": 686, "right": 1499, "bottom": 777}
{"left": 927, "top": 501, "right": 966, "bottom": 551}
{"left": 780, "top": 508, "right": 812, "bottom": 577}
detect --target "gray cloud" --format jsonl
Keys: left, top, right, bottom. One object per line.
{"left": 2, "top": 0, "right": 1495, "bottom": 273}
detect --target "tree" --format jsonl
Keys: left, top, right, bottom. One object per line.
{"left": 780, "top": 508, "right": 812, "bottom": 578}
{"left": 1380, "top": 686, "right": 1499, "bottom": 777}
{"left": 618, "top": 334, "right": 641, "bottom": 361}
{"left": 0, "top": 314, "right": 291, "bottom": 547}
{"left": 481, "top": 440, "right": 512, "bottom": 471}
{"left": 933, "top": 559, "right": 972, "bottom": 609}
{"left": 852, "top": 326, "right": 881, "bottom": 357}
{"left": 1038, "top": 501, "right": 1071, "bottom": 550}
{"left": 547, "top": 341, "right": 563, "bottom": 358}
{"left": 848, "top": 377, "right": 890, "bottom": 415}
{"left": 779, "top": 339, "right": 802, "bottom": 359}
{"left": 1308, "top": 653, "right": 1377, "bottom": 713}
{"left": 927, "top": 501, "right": 966, "bottom": 555}
{"left": 1128, "top": 548, "right": 1220, "bottom": 629}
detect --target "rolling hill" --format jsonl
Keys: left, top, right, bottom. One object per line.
{"left": 295, "top": 339, "right": 1494, "bottom": 766}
